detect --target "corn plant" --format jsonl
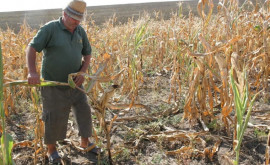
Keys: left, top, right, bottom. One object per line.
{"left": 29, "top": 87, "right": 44, "bottom": 165}
{"left": 0, "top": 42, "right": 14, "bottom": 165}
{"left": 90, "top": 85, "right": 119, "bottom": 165}
{"left": 129, "top": 20, "right": 149, "bottom": 102}
{"left": 230, "top": 69, "right": 260, "bottom": 165}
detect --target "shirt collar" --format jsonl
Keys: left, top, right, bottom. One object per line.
{"left": 59, "top": 17, "right": 66, "bottom": 30}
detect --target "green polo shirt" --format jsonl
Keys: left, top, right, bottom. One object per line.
{"left": 29, "top": 17, "right": 91, "bottom": 83}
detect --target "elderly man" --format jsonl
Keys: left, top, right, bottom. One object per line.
{"left": 26, "top": 0, "right": 98, "bottom": 164}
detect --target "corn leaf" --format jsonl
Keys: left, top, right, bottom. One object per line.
{"left": 4, "top": 80, "right": 68, "bottom": 87}
{"left": 1, "top": 133, "right": 13, "bottom": 165}
{"left": 68, "top": 75, "right": 76, "bottom": 89}
{"left": 235, "top": 91, "right": 260, "bottom": 151}
{"left": 230, "top": 69, "right": 243, "bottom": 125}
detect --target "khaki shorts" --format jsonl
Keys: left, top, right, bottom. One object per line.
{"left": 41, "top": 86, "right": 92, "bottom": 144}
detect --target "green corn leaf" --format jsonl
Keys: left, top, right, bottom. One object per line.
{"left": 31, "top": 88, "right": 39, "bottom": 103}
{"left": 0, "top": 43, "right": 3, "bottom": 101}
{"left": 234, "top": 91, "right": 260, "bottom": 151}
{"left": 230, "top": 71, "right": 243, "bottom": 124}
{"left": 0, "top": 43, "right": 4, "bottom": 118}
{"left": 1, "top": 133, "right": 13, "bottom": 165}
{"left": 231, "top": 66, "right": 261, "bottom": 165}
{"left": 254, "top": 25, "right": 261, "bottom": 31}
{"left": 4, "top": 80, "right": 69, "bottom": 88}
{"left": 7, "top": 134, "right": 13, "bottom": 164}
{"left": 242, "top": 87, "right": 248, "bottom": 116}
{"left": 242, "top": 71, "right": 249, "bottom": 115}
{"left": 31, "top": 88, "right": 40, "bottom": 113}
{"left": 68, "top": 75, "right": 76, "bottom": 89}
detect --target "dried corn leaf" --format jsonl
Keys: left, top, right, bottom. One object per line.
{"left": 13, "top": 140, "right": 33, "bottom": 148}
{"left": 199, "top": 33, "right": 212, "bottom": 52}
{"left": 215, "top": 54, "right": 229, "bottom": 104}
{"left": 85, "top": 57, "right": 110, "bottom": 93}
{"left": 207, "top": 79, "right": 214, "bottom": 110}
{"left": 247, "top": 122, "right": 270, "bottom": 130}
{"left": 220, "top": 154, "right": 234, "bottom": 165}
{"left": 100, "top": 86, "right": 119, "bottom": 110}
{"left": 166, "top": 146, "right": 193, "bottom": 155}
{"left": 208, "top": 139, "right": 222, "bottom": 161}
{"left": 116, "top": 116, "right": 156, "bottom": 122}
{"left": 146, "top": 132, "right": 207, "bottom": 142}
{"left": 266, "top": 146, "right": 269, "bottom": 165}
{"left": 199, "top": 117, "right": 209, "bottom": 132}
{"left": 37, "top": 119, "right": 44, "bottom": 138}
{"left": 184, "top": 68, "right": 200, "bottom": 120}
{"left": 146, "top": 133, "right": 188, "bottom": 142}
{"left": 108, "top": 115, "right": 118, "bottom": 132}
{"left": 254, "top": 115, "right": 270, "bottom": 121}
{"left": 233, "top": 140, "right": 238, "bottom": 150}
{"left": 34, "top": 148, "right": 43, "bottom": 155}
{"left": 77, "top": 69, "right": 125, "bottom": 83}
{"left": 69, "top": 140, "right": 97, "bottom": 153}
{"left": 93, "top": 128, "right": 99, "bottom": 144}
{"left": 197, "top": 0, "right": 204, "bottom": 19}
{"left": 103, "top": 52, "right": 111, "bottom": 60}
{"left": 106, "top": 103, "right": 148, "bottom": 111}
{"left": 187, "top": 36, "right": 241, "bottom": 57}
{"left": 221, "top": 102, "right": 233, "bottom": 118}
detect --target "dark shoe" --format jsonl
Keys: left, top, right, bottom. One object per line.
{"left": 48, "top": 151, "right": 62, "bottom": 165}
{"left": 83, "top": 143, "right": 101, "bottom": 155}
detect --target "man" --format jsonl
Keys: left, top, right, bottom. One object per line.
{"left": 26, "top": 0, "right": 98, "bottom": 164}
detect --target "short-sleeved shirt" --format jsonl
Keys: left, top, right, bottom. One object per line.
{"left": 29, "top": 17, "right": 91, "bottom": 83}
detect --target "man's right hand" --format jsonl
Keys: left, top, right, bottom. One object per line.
{"left": 27, "top": 72, "right": 40, "bottom": 85}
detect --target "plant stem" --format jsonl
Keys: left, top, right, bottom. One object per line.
{"left": 0, "top": 42, "right": 6, "bottom": 164}
{"left": 235, "top": 150, "right": 240, "bottom": 165}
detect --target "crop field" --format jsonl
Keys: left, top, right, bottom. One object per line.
{"left": 0, "top": 0, "right": 270, "bottom": 165}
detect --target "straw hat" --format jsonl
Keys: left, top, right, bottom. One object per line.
{"left": 64, "top": 0, "right": 86, "bottom": 21}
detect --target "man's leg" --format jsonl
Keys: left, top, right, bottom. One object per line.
{"left": 72, "top": 95, "right": 100, "bottom": 153}
{"left": 80, "top": 137, "right": 100, "bottom": 154}
{"left": 71, "top": 90, "right": 93, "bottom": 145}
{"left": 47, "top": 144, "right": 57, "bottom": 155}
{"left": 41, "top": 87, "right": 72, "bottom": 155}
{"left": 80, "top": 137, "right": 89, "bottom": 148}
{"left": 46, "top": 143, "right": 62, "bottom": 164}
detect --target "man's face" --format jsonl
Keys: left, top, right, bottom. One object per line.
{"left": 63, "top": 12, "right": 81, "bottom": 32}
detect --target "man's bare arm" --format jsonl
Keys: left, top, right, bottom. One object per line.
{"left": 26, "top": 46, "right": 40, "bottom": 84}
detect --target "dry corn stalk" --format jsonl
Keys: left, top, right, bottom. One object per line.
{"left": 90, "top": 85, "right": 119, "bottom": 165}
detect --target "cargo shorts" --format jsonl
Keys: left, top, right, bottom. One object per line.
{"left": 41, "top": 86, "right": 92, "bottom": 144}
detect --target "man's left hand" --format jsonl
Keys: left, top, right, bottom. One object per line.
{"left": 74, "top": 75, "right": 85, "bottom": 86}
